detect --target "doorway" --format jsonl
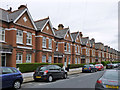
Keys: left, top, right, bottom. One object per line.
{"left": 1, "top": 53, "right": 6, "bottom": 66}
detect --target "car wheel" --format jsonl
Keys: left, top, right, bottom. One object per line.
{"left": 48, "top": 75, "right": 53, "bottom": 82}
{"left": 13, "top": 80, "right": 21, "bottom": 89}
{"left": 90, "top": 70, "right": 93, "bottom": 73}
{"left": 63, "top": 73, "right": 67, "bottom": 79}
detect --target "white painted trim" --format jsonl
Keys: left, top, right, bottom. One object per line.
{"left": 35, "top": 35, "right": 43, "bottom": 37}
{"left": 5, "top": 28, "right": 17, "bottom": 31}
{"left": 46, "top": 37, "right": 49, "bottom": 39}
{"left": 23, "top": 31, "right": 27, "bottom": 33}
{"left": 13, "top": 9, "right": 37, "bottom": 30}
{"left": 14, "top": 9, "right": 27, "bottom": 23}
{"left": 64, "top": 29, "right": 73, "bottom": 41}
{"left": 43, "top": 49, "right": 52, "bottom": 52}
{"left": 32, "top": 33, "right": 35, "bottom": 35}
{"left": 58, "top": 42, "right": 64, "bottom": 44}
{"left": 17, "top": 46, "right": 32, "bottom": 49}
{"left": 52, "top": 39, "right": 54, "bottom": 41}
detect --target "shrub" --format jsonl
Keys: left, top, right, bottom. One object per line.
{"left": 101, "top": 61, "right": 111, "bottom": 66}
{"left": 17, "top": 63, "right": 63, "bottom": 73}
{"left": 68, "top": 64, "right": 85, "bottom": 69}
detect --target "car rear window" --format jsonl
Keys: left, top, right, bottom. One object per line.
{"left": 95, "top": 65, "right": 100, "bottom": 66}
{"left": 37, "top": 66, "right": 47, "bottom": 71}
{"left": 103, "top": 71, "right": 120, "bottom": 80}
{"left": 84, "top": 65, "right": 90, "bottom": 67}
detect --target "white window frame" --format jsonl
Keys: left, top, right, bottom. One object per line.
{"left": 16, "top": 53, "right": 22, "bottom": 64}
{"left": 78, "top": 58, "right": 80, "bottom": 64}
{"left": 0, "top": 27, "right": 5, "bottom": 42}
{"left": 64, "top": 42, "right": 67, "bottom": 51}
{"left": 78, "top": 46, "right": 80, "bottom": 53}
{"left": 26, "top": 32, "right": 32, "bottom": 45}
{"left": 68, "top": 43, "right": 71, "bottom": 52}
{"left": 48, "top": 56, "right": 52, "bottom": 63}
{"left": 75, "top": 45, "right": 77, "bottom": 53}
{"left": 16, "top": 29, "right": 23, "bottom": 44}
{"left": 42, "top": 37, "right": 46, "bottom": 48}
{"left": 42, "top": 55, "right": 46, "bottom": 63}
{"left": 75, "top": 58, "right": 77, "bottom": 64}
{"left": 26, "top": 54, "right": 32, "bottom": 63}
{"left": 56, "top": 42, "right": 58, "bottom": 51}
{"left": 68, "top": 57, "right": 71, "bottom": 64}
{"left": 49, "top": 38, "right": 52, "bottom": 49}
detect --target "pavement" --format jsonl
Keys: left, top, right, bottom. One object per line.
{"left": 22, "top": 68, "right": 82, "bottom": 83}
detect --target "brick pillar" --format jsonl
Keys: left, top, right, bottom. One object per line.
{"left": 22, "top": 50, "right": 26, "bottom": 63}
{"left": 32, "top": 53, "right": 35, "bottom": 63}
{"left": 8, "top": 48, "right": 16, "bottom": 67}
{"left": 23, "top": 32, "right": 27, "bottom": 45}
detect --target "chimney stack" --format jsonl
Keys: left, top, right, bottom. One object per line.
{"left": 58, "top": 24, "right": 64, "bottom": 30}
{"left": 7, "top": 7, "right": 12, "bottom": 13}
{"left": 91, "top": 38, "right": 95, "bottom": 42}
{"left": 79, "top": 32, "right": 83, "bottom": 37}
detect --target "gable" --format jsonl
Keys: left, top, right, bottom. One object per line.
{"left": 16, "top": 11, "right": 34, "bottom": 29}
{"left": 65, "top": 31, "right": 72, "bottom": 41}
{"left": 42, "top": 22, "right": 54, "bottom": 35}
{"left": 86, "top": 40, "right": 90, "bottom": 47}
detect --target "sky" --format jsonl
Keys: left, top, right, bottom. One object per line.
{"left": 0, "top": 0, "right": 119, "bottom": 50}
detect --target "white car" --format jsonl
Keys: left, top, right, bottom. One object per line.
{"left": 112, "top": 63, "right": 118, "bottom": 68}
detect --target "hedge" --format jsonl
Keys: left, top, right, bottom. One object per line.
{"left": 16, "top": 63, "right": 63, "bottom": 73}
{"left": 68, "top": 64, "right": 85, "bottom": 69}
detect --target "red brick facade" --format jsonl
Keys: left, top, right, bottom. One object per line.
{"left": 0, "top": 5, "right": 119, "bottom": 67}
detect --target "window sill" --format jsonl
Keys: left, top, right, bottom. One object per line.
{"left": 16, "top": 42, "right": 23, "bottom": 45}
{"left": 0, "top": 41, "right": 7, "bottom": 43}
{"left": 42, "top": 46, "right": 46, "bottom": 49}
{"left": 26, "top": 43, "right": 33, "bottom": 46}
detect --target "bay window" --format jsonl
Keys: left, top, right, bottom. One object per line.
{"left": 0, "top": 27, "right": 5, "bottom": 41}
{"left": 16, "top": 53, "right": 22, "bottom": 64}
{"left": 42, "top": 37, "right": 46, "bottom": 48}
{"left": 26, "top": 54, "right": 32, "bottom": 63}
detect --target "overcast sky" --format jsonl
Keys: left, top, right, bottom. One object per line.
{"left": 0, "top": 0, "right": 119, "bottom": 50}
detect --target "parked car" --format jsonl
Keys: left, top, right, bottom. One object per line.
{"left": 33, "top": 65, "right": 67, "bottom": 82}
{"left": 106, "top": 64, "right": 114, "bottom": 69}
{"left": 0, "top": 67, "right": 23, "bottom": 89}
{"left": 95, "top": 70, "right": 120, "bottom": 90}
{"left": 112, "top": 63, "right": 118, "bottom": 68}
{"left": 82, "top": 64, "right": 97, "bottom": 73}
{"left": 95, "top": 64, "right": 104, "bottom": 71}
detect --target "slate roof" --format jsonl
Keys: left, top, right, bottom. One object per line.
{"left": 81, "top": 37, "right": 89, "bottom": 45}
{"left": 71, "top": 33, "right": 78, "bottom": 41}
{"left": 0, "top": 8, "right": 25, "bottom": 22}
{"left": 54, "top": 28, "right": 69, "bottom": 38}
{"left": 34, "top": 18, "right": 49, "bottom": 31}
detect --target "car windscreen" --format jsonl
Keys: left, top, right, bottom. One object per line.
{"left": 103, "top": 71, "right": 120, "bottom": 80}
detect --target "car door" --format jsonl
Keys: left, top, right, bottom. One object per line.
{"left": 54, "top": 65, "right": 62, "bottom": 78}
{"left": 2, "top": 67, "right": 16, "bottom": 88}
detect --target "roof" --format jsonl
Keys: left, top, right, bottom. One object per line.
{"left": 34, "top": 17, "right": 49, "bottom": 31}
{"left": 81, "top": 37, "right": 89, "bottom": 45}
{"left": 55, "top": 28, "right": 69, "bottom": 38}
{"left": 0, "top": 8, "right": 25, "bottom": 22}
{"left": 71, "top": 32, "right": 78, "bottom": 41}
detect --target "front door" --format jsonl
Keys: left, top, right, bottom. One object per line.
{"left": 1, "top": 53, "right": 6, "bottom": 66}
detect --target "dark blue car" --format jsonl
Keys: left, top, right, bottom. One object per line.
{"left": 0, "top": 67, "right": 23, "bottom": 89}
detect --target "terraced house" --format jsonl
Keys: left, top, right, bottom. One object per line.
{"left": 0, "top": 5, "right": 36, "bottom": 67}
{"left": 0, "top": 5, "right": 119, "bottom": 67}
{"left": 54, "top": 24, "right": 73, "bottom": 67}
{"left": 34, "top": 17, "right": 55, "bottom": 64}
{"left": 71, "top": 32, "right": 82, "bottom": 64}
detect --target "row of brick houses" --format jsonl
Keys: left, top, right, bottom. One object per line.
{"left": 0, "top": 5, "right": 119, "bottom": 67}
